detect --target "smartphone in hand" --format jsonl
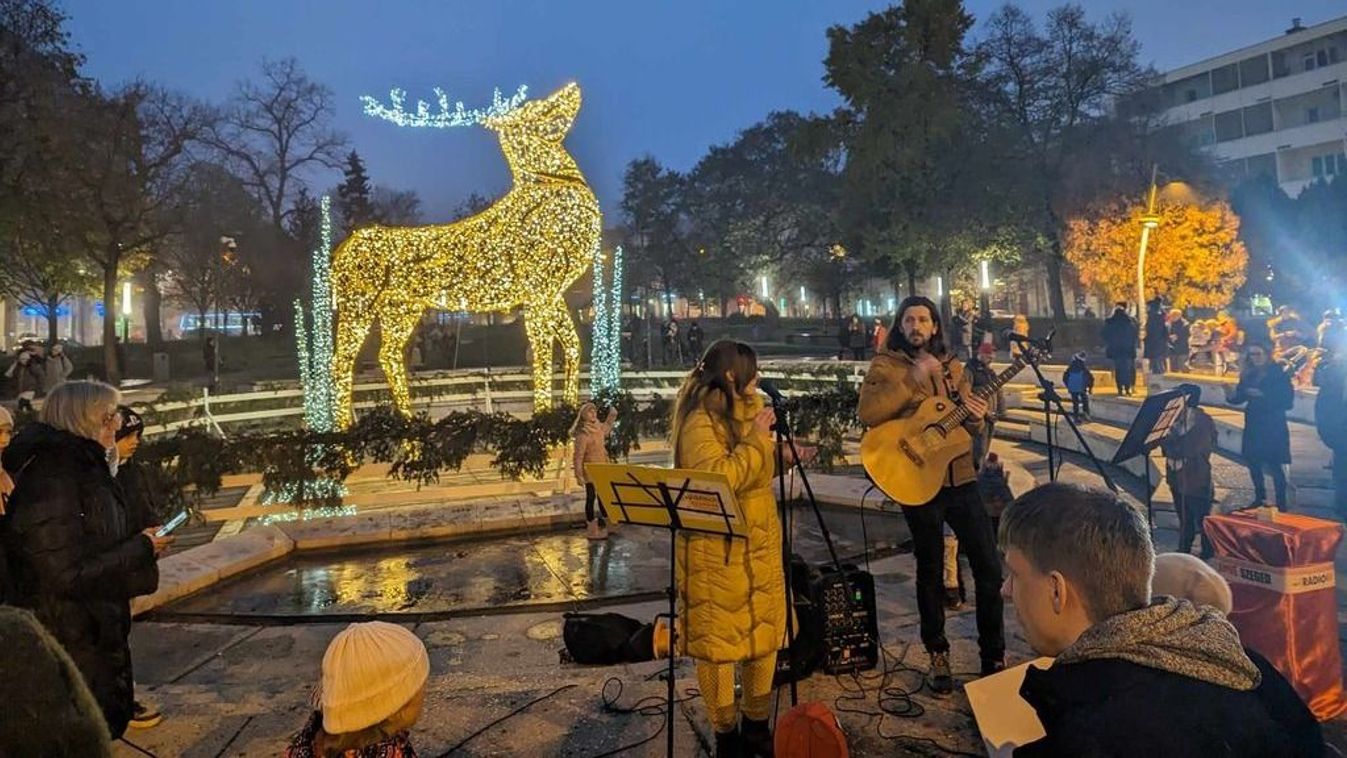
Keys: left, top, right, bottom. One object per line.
{"left": 156, "top": 511, "right": 189, "bottom": 538}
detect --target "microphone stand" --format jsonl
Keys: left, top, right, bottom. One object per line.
{"left": 1016, "top": 334, "right": 1117, "bottom": 492}
{"left": 767, "top": 388, "right": 843, "bottom": 708}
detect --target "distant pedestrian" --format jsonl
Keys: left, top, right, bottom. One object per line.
{"left": 1317, "top": 309, "right": 1341, "bottom": 349}
{"left": 846, "top": 315, "right": 867, "bottom": 360}
{"left": 1083, "top": 305, "right": 1098, "bottom": 319}
{"left": 663, "top": 318, "right": 682, "bottom": 365}
{"left": 686, "top": 319, "right": 705, "bottom": 360}
{"left": 1102, "top": 303, "right": 1139, "bottom": 396}
{"left": 1009, "top": 314, "right": 1030, "bottom": 358}
{"left": 1167, "top": 309, "right": 1190, "bottom": 373}
{"left": 5, "top": 349, "right": 46, "bottom": 409}
{"left": 1161, "top": 388, "right": 1217, "bottom": 558}
{"left": 1225, "top": 344, "right": 1294, "bottom": 509}
{"left": 203, "top": 336, "right": 218, "bottom": 384}
{"left": 872, "top": 318, "right": 888, "bottom": 355}
{"left": 1313, "top": 324, "right": 1347, "bottom": 521}
{"left": 1188, "top": 319, "right": 1216, "bottom": 372}
{"left": 571, "top": 401, "right": 618, "bottom": 540}
{"left": 1144, "top": 299, "right": 1169, "bottom": 375}
{"left": 1062, "top": 352, "right": 1094, "bottom": 419}
{"left": 836, "top": 317, "right": 850, "bottom": 360}
{"left": 976, "top": 452, "right": 1014, "bottom": 536}
{"left": 43, "top": 342, "right": 74, "bottom": 393}
{"left": 1268, "top": 305, "right": 1310, "bottom": 358}
{"left": 951, "top": 305, "right": 975, "bottom": 360}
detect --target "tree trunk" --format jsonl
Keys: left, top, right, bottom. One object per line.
{"left": 45, "top": 297, "right": 60, "bottom": 345}
{"left": 906, "top": 266, "right": 918, "bottom": 299}
{"left": 1044, "top": 236, "right": 1069, "bottom": 323}
{"left": 140, "top": 268, "right": 164, "bottom": 346}
{"left": 102, "top": 262, "right": 120, "bottom": 383}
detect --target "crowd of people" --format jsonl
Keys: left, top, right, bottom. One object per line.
{"left": 2, "top": 339, "right": 75, "bottom": 410}
{"left": 2, "top": 300, "right": 1342, "bottom": 756}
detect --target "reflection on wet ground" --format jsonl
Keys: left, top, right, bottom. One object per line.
{"left": 161, "top": 503, "right": 907, "bottom": 619}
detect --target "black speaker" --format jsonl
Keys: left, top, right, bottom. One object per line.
{"left": 774, "top": 556, "right": 825, "bottom": 687}
{"left": 813, "top": 563, "right": 879, "bottom": 675}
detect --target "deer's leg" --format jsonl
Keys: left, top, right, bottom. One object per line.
{"left": 550, "top": 303, "right": 582, "bottom": 406}
{"left": 332, "top": 308, "right": 372, "bottom": 429}
{"left": 524, "top": 303, "right": 556, "bottom": 411}
{"left": 376, "top": 306, "right": 421, "bottom": 418}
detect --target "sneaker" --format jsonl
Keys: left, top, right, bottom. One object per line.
{"left": 928, "top": 651, "right": 954, "bottom": 696}
{"left": 129, "top": 700, "right": 162, "bottom": 729}
{"left": 980, "top": 657, "right": 1006, "bottom": 676}
{"left": 943, "top": 587, "right": 963, "bottom": 610}
{"left": 585, "top": 520, "right": 608, "bottom": 540}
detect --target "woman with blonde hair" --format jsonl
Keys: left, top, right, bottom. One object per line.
{"left": 571, "top": 401, "right": 618, "bottom": 539}
{"left": 286, "top": 621, "right": 429, "bottom": 757}
{"left": 0, "top": 380, "right": 170, "bottom": 738}
{"left": 670, "top": 339, "right": 783, "bottom": 756}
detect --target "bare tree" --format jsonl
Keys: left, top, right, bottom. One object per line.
{"left": 979, "top": 4, "right": 1150, "bottom": 320}
{"left": 161, "top": 162, "right": 266, "bottom": 342}
{"left": 371, "top": 185, "right": 422, "bottom": 225}
{"left": 204, "top": 57, "right": 347, "bottom": 230}
{"left": 72, "top": 84, "right": 211, "bottom": 381}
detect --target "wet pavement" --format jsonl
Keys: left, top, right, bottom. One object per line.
{"left": 158, "top": 503, "right": 910, "bottom": 621}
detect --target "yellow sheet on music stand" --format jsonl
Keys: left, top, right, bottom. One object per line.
{"left": 584, "top": 463, "right": 745, "bottom": 537}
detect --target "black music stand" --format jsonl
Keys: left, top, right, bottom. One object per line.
{"left": 584, "top": 462, "right": 746, "bottom": 758}
{"left": 1110, "top": 386, "right": 1194, "bottom": 526}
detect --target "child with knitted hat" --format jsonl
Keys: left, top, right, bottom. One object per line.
{"left": 287, "top": 621, "right": 430, "bottom": 757}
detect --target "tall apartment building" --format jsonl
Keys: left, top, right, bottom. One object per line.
{"left": 1152, "top": 15, "right": 1347, "bottom": 196}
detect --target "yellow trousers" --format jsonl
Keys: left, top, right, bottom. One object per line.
{"left": 695, "top": 653, "right": 778, "bottom": 733}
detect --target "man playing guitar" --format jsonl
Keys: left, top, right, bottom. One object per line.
{"left": 858, "top": 295, "right": 1005, "bottom": 695}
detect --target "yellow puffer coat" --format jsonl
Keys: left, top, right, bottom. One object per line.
{"left": 674, "top": 392, "right": 786, "bottom": 663}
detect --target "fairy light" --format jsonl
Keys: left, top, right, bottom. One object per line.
{"left": 272, "top": 194, "right": 347, "bottom": 507}
{"left": 590, "top": 244, "right": 623, "bottom": 393}
{"left": 332, "top": 83, "right": 600, "bottom": 422}
{"left": 360, "top": 85, "right": 529, "bottom": 128}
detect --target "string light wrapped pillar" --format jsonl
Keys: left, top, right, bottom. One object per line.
{"left": 589, "top": 244, "right": 624, "bottom": 394}
{"left": 331, "top": 83, "right": 600, "bottom": 423}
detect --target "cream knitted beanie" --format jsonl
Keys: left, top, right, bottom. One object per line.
{"left": 320, "top": 621, "right": 430, "bottom": 734}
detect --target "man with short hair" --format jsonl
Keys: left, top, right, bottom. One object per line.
{"left": 1001, "top": 483, "right": 1321, "bottom": 756}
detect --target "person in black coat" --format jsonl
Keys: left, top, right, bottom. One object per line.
{"left": 1101, "top": 303, "right": 1139, "bottom": 395}
{"left": 113, "top": 406, "right": 159, "bottom": 533}
{"left": 1144, "top": 299, "right": 1170, "bottom": 375}
{"left": 1168, "top": 309, "right": 1191, "bottom": 373}
{"left": 0, "top": 381, "right": 171, "bottom": 738}
{"left": 1224, "top": 343, "right": 1295, "bottom": 509}
{"left": 846, "top": 314, "right": 868, "bottom": 360}
{"left": 1002, "top": 483, "right": 1321, "bottom": 757}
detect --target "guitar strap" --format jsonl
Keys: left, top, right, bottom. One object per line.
{"left": 940, "top": 359, "right": 963, "bottom": 405}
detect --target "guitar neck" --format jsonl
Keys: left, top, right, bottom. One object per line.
{"left": 937, "top": 358, "right": 1026, "bottom": 431}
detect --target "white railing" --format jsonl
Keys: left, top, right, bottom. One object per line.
{"left": 140, "top": 361, "right": 866, "bottom": 437}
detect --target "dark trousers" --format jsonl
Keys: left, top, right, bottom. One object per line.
{"left": 850, "top": 347, "right": 866, "bottom": 360}
{"left": 1069, "top": 392, "right": 1089, "bottom": 417}
{"left": 1332, "top": 450, "right": 1346, "bottom": 521}
{"left": 1174, "top": 491, "right": 1213, "bottom": 558}
{"left": 1112, "top": 358, "right": 1135, "bottom": 393}
{"left": 1248, "top": 458, "right": 1288, "bottom": 508}
{"left": 584, "top": 482, "right": 605, "bottom": 525}
{"left": 900, "top": 482, "right": 1004, "bottom": 662}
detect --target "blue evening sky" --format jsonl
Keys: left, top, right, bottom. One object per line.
{"left": 62, "top": 1, "right": 1344, "bottom": 221}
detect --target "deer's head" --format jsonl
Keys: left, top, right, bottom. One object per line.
{"left": 361, "top": 82, "right": 585, "bottom": 182}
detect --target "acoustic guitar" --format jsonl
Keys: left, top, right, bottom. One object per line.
{"left": 861, "top": 347, "right": 1039, "bottom": 506}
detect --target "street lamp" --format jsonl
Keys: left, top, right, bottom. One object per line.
{"left": 1136, "top": 164, "right": 1161, "bottom": 324}
{"left": 120, "top": 281, "right": 133, "bottom": 342}
{"left": 979, "top": 260, "right": 992, "bottom": 320}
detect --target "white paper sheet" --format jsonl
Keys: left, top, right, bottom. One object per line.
{"left": 963, "top": 657, "right": 1054, "bottom": 757}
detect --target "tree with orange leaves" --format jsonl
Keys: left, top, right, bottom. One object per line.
{"left": 1065, "top": 198, "right": 1248, "bottom": 309}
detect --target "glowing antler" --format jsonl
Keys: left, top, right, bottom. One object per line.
{"left": 360, "top": 85, "right": 529, "bottom": 128}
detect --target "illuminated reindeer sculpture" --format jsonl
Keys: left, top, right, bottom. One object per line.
{"left": 330, "top": 83, "right": 601, "bottom": 424}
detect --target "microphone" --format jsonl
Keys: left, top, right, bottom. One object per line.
{"left": 759, "top": 377, "right": 786, "bottom": 405}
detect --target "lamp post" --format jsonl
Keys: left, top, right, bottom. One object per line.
{"left": 1136, "top": 164, "right": 1161, "bottom": 321}
{"left": 979, "top": 259, "right": 992, "bottom": 319}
